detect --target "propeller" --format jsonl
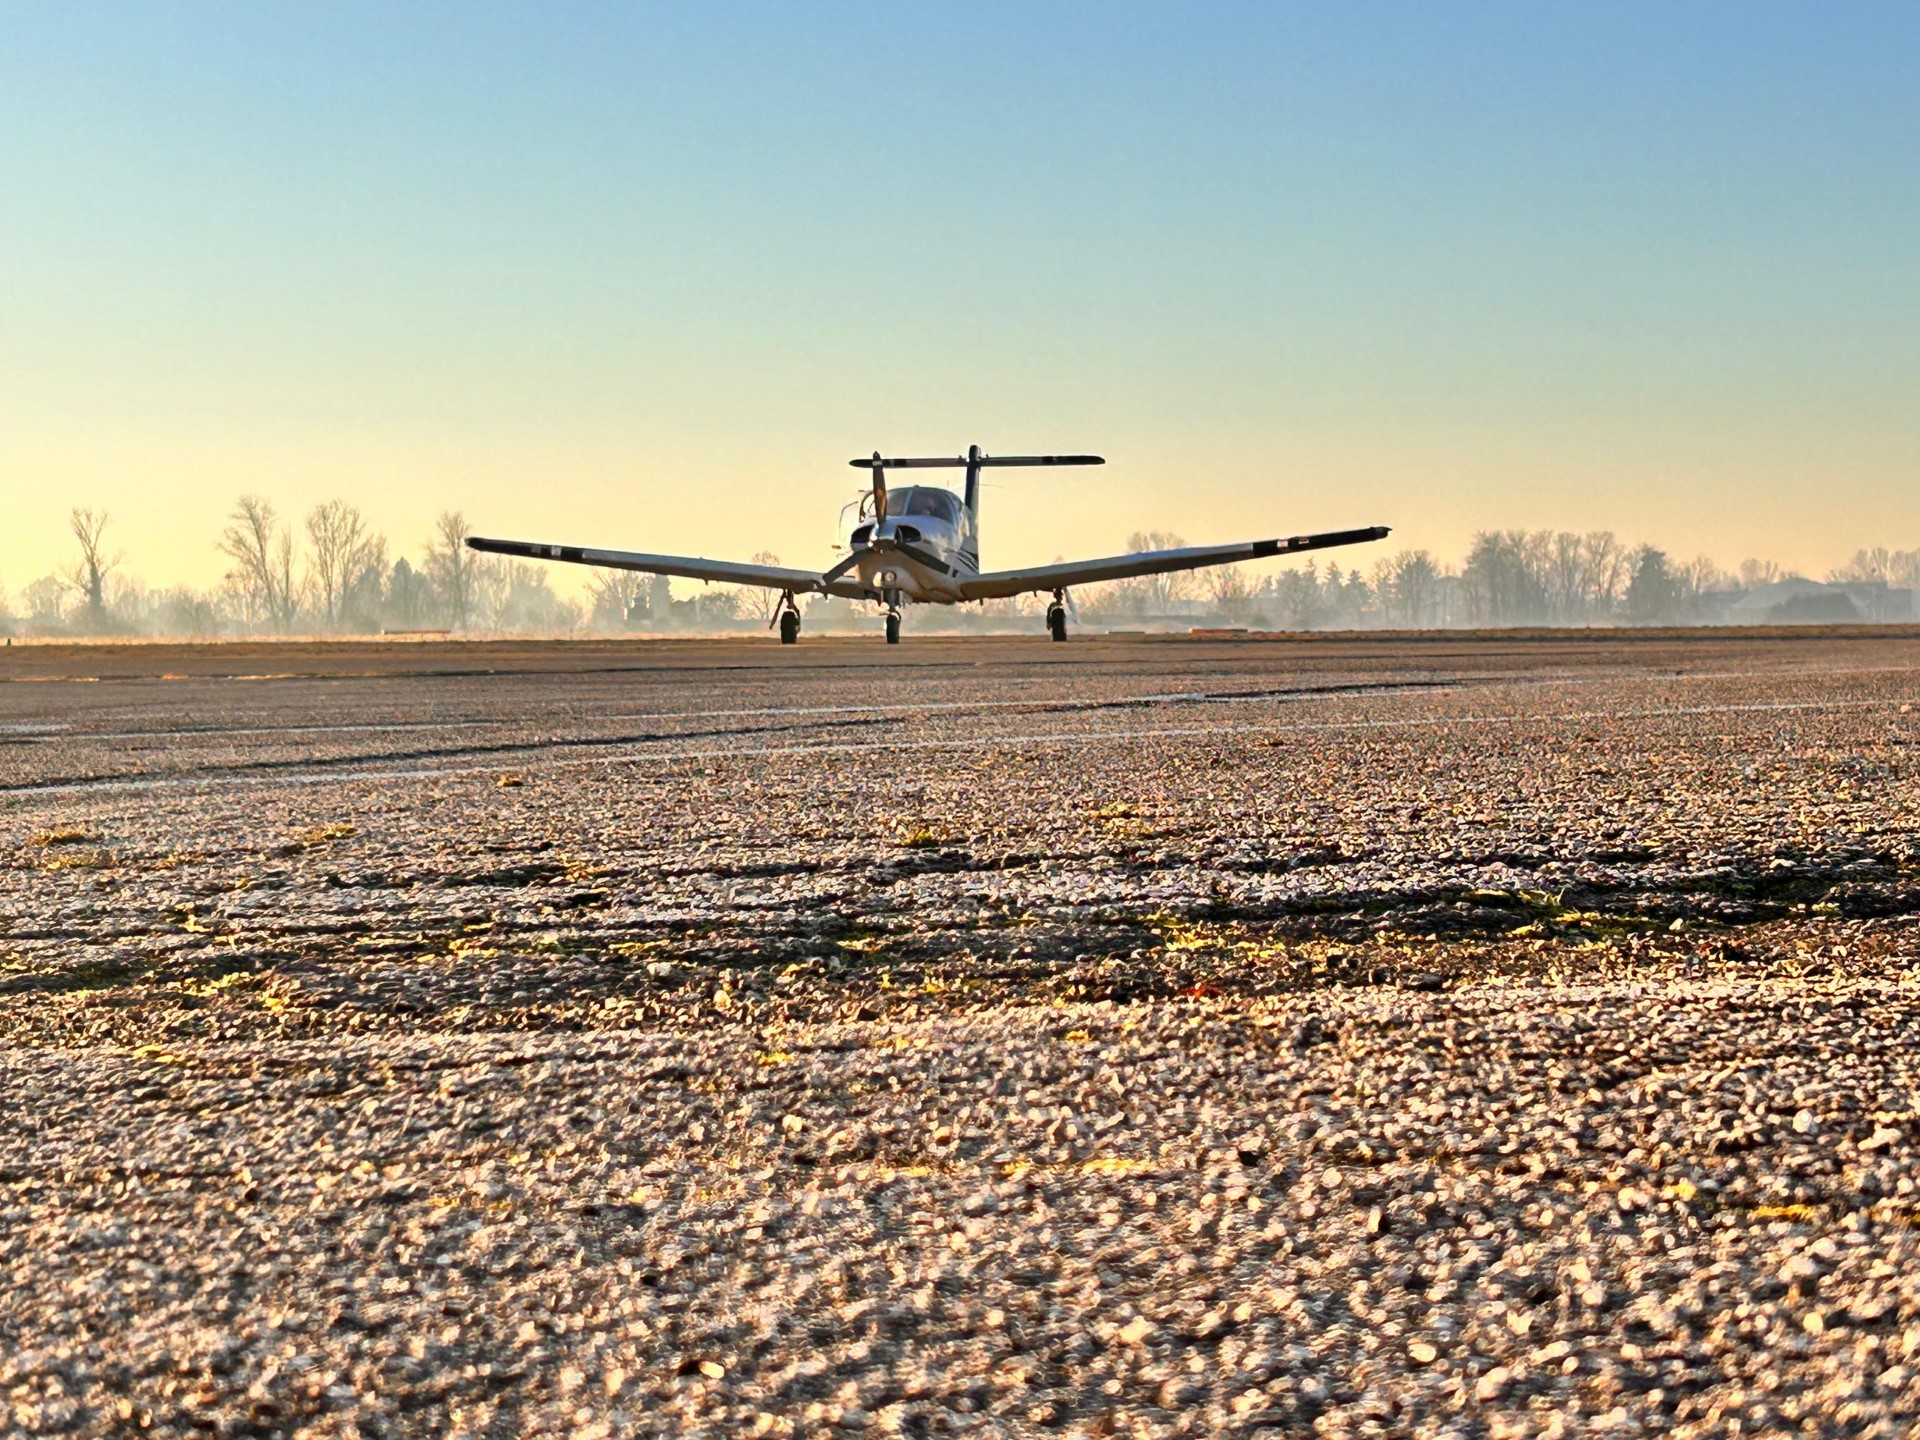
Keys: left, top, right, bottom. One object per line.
{"left": 820, "top": 452, "right": 893, "bottom": 587}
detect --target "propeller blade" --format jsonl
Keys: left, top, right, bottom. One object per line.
{"left": 821, "top": 549, "right": 865, "bottom": 585}
{"left": 870, "top": 452, "right": 888, "bottom": 525}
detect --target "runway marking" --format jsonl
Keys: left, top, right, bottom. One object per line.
{"left": 3, "top": 697, "right": 1901, "bottom": 800}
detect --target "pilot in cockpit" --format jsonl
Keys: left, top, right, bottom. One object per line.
{"left": 901, "top": 489, "right": 958, "bottom": 521}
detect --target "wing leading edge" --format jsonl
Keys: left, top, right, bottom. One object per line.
{"left": 466, "top": 536, "right": 873, "bottom": 599}
{"left": 958, "top": 525, "right": 1390, "bottom": 601}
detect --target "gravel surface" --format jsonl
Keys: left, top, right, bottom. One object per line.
{"left": 3, "top": 632, "right": 1918, "bottom": 1437}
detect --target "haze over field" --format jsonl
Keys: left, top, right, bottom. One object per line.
{"left": 3, "top": 5, "right": 1917, "bottom": 598}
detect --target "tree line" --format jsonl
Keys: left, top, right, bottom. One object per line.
{"left": 1085, "top": 529, "right": 1920, "bottom": 629}
{"left": 9, "top": 501, "right": 586, "bottom": 638}
{"left": 4, "top": 504, "right": 1916, "bottom": 638}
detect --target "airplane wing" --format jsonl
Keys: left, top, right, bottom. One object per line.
{"left": 957, "top": 525, "right": 1391, "bottom": 601}
{"left": 466, "top": 537, "right": 872, "bottom": 599}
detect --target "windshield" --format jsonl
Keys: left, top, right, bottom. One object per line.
{"left": 895, "top": 487, "right": 960, "bottom": 522}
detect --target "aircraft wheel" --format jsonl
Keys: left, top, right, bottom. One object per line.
{"left": 1047, "top": 605, "right": 1068, "bottom": 642}
{"left": 885, "top": 611, "right": 902, "bottom": 645}
{"left": 779, "top": 610, "right": 800, "bottom": 645}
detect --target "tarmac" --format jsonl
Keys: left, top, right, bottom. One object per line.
{"left": 3, "top": 631, "right": 1917, "bottom": 1437}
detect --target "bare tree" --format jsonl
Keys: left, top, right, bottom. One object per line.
{"left": 490, "top": 561, "right": 581, "bottom": 633}
{"left": 1830, "top": 548, "right": 1907, "bottom": 586}
{"left": 1205, "top": 563, "right": 1254, "bottom": 622}
{"left": 586, "top": 569, "right": 649, "bottom": 630}
{"left": 1542, "top": 531, "right": 1624, "bottom": 623}
{"left": 1738, "top": 557, "right": 1785, "bottom": 589}
{"left": 1376, "top": 550, "right": 1442, "bottom": 627}
{"left": 23, "top": 575, "right": 68, "bottom": 626}
{"left": 1587, "top": 533, "right": 1630, "bottom": 616}
{"left": 67, "top": 508, "right": 121, "bottom": 632}
{"left": 744, "top": 552, "right": 785, "bottom": 622}
{"left": 1460, "top": 531, "right": 1553, "bottom": 626}
{"left": 340, "top": 533, "right": 389, "bottom": 632}
{"left": 218, "top": 495, "right": 299, "bottom": 631}
{"left": 305, "top": 500, "right": 382, "bottom": 631}
{"left": 424, "top": 511, "right": 476, "bottom": 629}
{"left": 1126, "top": 531, "right": 1192, "bottom": 613}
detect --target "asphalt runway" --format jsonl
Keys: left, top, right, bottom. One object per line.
{"left": 3, "top": 632, "right": 1918, "bottom": 1437}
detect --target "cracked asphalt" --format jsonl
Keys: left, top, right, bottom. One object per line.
{"left": 3, "top": 631, "right": 1919, "bottom": 1437}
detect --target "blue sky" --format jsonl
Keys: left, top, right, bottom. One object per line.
{"left": 3, "top": 3, "right": 1915, "bottom": 589}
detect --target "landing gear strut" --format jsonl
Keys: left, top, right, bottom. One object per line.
{"left": 773, "top": 592, "right": 801, "bottom": 645}
{"left": 1047, "top": 589, "right": 1068, "bottom": 643}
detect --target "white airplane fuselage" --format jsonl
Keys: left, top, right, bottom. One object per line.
{"left": 842, "top": 488, "right": 981, "bottom": 604}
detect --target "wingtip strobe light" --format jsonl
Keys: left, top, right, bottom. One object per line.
{"left": 468, "top": 447, "right": 1388, "bottom": 645}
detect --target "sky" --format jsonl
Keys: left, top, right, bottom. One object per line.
{"left": 3, "top": 2, "right": 1917, "bottom": 596}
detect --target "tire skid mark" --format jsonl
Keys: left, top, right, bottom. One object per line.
{"left": 1, "top": 695, "right": 1896, "bottom": 800}
{"left": 0, "top": 715, "right": 891, "bottom": 794}
{"left": 33, "top": 677, "right": 1469, "bottom": 744}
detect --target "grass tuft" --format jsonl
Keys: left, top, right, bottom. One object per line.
{"left": 42, "top": 847, "right": 116, "bottom": 871}
{"left": 30, "top": 828, "right": 101, "bottom": 848}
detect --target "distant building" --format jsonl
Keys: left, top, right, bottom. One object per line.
{"left": 1721, "top": 577, "right": 1915, "bottom": 625}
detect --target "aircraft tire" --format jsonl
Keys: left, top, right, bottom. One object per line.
{"left": 885, "top": 612, "right": 901, "bottom": 645}
{"left": 1047, "top": 605, "right": 1067, "bottom": 642}
{"left": 779, "top": 611, "right": 800, "bottom": 645}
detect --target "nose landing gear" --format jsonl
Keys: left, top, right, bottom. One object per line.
{"left": 1046, "top": 588, "right": 1069, "bottom": 642}
{"left": 882, "top": 586, "right": 903, "bottom": 645}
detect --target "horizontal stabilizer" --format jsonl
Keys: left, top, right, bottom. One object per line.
{"left": 850, "top": 454, "right": 1104, "bottom": 469}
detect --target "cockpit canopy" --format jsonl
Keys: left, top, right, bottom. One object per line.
{"left": 841, "top": 485, "right": 972, "bottom": 549}
{"left": 887, "top": 486, "right": 963, "bottom": 523}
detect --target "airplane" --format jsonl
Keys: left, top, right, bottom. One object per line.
{"left": 468, "top": 446, "right": 1390, "bottom": 644}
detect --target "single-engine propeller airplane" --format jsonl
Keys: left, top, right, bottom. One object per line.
{"left": 468, "top": 446, "right": 1390, "bottom": 644}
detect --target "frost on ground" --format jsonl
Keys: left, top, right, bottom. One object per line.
{"left": 2, "top": 632, "right": 1918, "bottom": 1438}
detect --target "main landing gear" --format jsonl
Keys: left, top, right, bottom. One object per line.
{"left": 1046, "top": 589, "right": 1069, "bottom": 643}
{"left": 885, "top": 609, "right": 902, "bottom": 645}
{"left": 773, "top": 592, "right": 801, "bottom": 645}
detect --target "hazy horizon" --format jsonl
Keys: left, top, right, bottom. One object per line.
{"left": 3, "top": 490, "right": 1913, "bottom": 618}
{"left": 5, "top": 4, "right": 1917, "bottom": 595}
